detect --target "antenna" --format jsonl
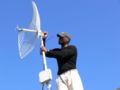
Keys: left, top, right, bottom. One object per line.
{"left": 16, "top": 1, "right": 52, "bottom": 90}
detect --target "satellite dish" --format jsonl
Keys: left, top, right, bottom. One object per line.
{"left": 17, "top": 1, "right": 41, "bottom": 59}
{"left": 16, "top": 1, "right": 52, "bottom": 90}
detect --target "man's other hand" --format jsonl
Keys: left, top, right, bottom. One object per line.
{"left": 40, "top": 45, "right": 48, "bottom": 52}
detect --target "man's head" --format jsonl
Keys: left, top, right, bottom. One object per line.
{"left": 57, "top": 32, "right": 71, "bottom": 45}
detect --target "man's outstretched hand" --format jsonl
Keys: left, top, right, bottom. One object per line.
{"left": 42, "top": 32, "right": 48, "bottom": 39}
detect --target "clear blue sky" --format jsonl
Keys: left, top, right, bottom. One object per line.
{"left": 0, "top": 0, "right": 120, "bottom": 90}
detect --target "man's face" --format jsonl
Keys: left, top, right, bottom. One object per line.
{"left": 58, "top": 37, "right": 68, "bottom": 45}
{"left": 58, "top": 37, "right": 64, "bottom": 45}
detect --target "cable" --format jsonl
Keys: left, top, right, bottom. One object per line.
{"left": 42, "top": 84, "right": 44, "bottom": 90}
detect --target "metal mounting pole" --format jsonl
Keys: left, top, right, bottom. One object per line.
{"left": 40, "top": 36, "right": 47, "bottom": 70}
{"left": 39, "top": 33, "right": 52, "bottom": 90}
{"left": 47, "top": 81, "right": 51, "bottom": 90}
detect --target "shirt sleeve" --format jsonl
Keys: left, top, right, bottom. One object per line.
{"left": 45, "top": 48, "right": 60, "bottom": 58}
{"left": 46, "top": 46, "right": 77, "bottom": 58}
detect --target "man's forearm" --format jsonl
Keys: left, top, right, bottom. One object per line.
{"left": 43, "top": 38, "right": 46, "bottom": 46}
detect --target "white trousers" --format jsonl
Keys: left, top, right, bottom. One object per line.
{"left": 56, "top": 69, "right": 84, "bottom": 90}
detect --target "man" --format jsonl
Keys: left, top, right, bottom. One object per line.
{"left": 41, "top": 32, "right": 84, "bottom": 90}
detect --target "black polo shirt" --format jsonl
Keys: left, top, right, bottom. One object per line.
{"left": 45, "top": 45, "right": 77, "bottom": 75}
